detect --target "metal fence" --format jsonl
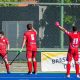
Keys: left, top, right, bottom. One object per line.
{"left": 0, "top": 2, "right": 80, "bottom": 49}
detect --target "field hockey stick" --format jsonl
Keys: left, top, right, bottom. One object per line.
{"left": 10, "top": 51, "right": 21, "bottom": 65}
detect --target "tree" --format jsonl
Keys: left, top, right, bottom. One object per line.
{"left": 0, "top": 0, "right": 38, "bottom": 7}
{"left": 0, "top": 0, "right": 20, "bottom": 7}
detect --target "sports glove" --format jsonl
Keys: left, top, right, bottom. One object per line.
{"left": 55, "top": 21, "right": 60, "bottom": 27}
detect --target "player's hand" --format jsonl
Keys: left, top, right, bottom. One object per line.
{"left": 18, "top": 50, "right": 22, "bottom": 55}
{"left": 18, "top": 51, "right": 21, "bottom": 54}
{"left": 6, "top": 49, "right": 9, "bottom": 53}
{"left": 19, "top": 49, "right": 23, "bottom": 53}
{"left": 7, "top": 47, "right": 10, "bottom": 51}
{"left": 55, "top": 21, "right": 60, "bottom": 27}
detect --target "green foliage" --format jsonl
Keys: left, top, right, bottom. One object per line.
{"left": 0, "top": 0, "right": 20, "bottom": 7}
{"left": 0, "top": 0, "right": 20, "bottom": 2}
{"left": 64, "top": 15, "right": 74, "bottom": 24}
{"left": 64, "top": 0, "right": 72, "bottom": 3}
{"left": 39, "top": 0, "right": 61, "bottom": 3}
{"left": 39, "top": 0, "right": 80, "bottom": 3}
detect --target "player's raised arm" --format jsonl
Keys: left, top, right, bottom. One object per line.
{"left": 32, "top": 27, "right": 37, "bottom": 35}
{"left": 55, "top": 21, "right": 68, "bottom": 33}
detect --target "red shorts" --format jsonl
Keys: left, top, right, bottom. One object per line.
{"left": 27, "top": 45, "right": 37, "bottom": 51}
{"left": 0, "top": 52, "right": 8, "bottom": 60}
{"left": 67, "top": 48, "right": 78, "bottom": 61}
{"left": 26, "top": 51, "right": 37, "bottom": 59}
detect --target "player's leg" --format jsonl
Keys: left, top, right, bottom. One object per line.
{"left": 3, "top": 54, "right": 10, "bottom": 73}
{"left": 66, "top": 62, "right": 71, "bottom": 78}
{"left": 75, "top": 61, "right": 80, "bottom": 78}
{"left": 26, "top": 51, "right": 32, "bottom": 74}
{"left": 74, "top": 51, "right": 79, "bottom": 78}
{"left": 32, "top": 51, "right": 37, "bottom": 74}
{"left": 0, "top": 54, "right": 4, "bottom": 64}
{"left": 66, "top": 52, "right": 72, "bottom": 78}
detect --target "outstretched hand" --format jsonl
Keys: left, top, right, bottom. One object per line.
{"left": 19, "top": 48, "right": 23, "bottom": 53}
{"left": 55, "top": 21, "right": 60, "bottom": 27}
{"left": 18, "top": 51, "right": 21, "bottom": 54}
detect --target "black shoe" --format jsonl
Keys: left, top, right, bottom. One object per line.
{"left": 27, "top": 72, "right": 32, "bottom": 75}
{"left": 33, "top": 72, "right": 37, "bottom": 75}
{"left": 7, "top": 71, "right": 10, "bottom": 74}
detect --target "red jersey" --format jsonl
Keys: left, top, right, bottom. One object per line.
{"left": 65, "top": 31, "right": 80, "bottom": 49}
{"left": 78, "top": 31, "right": 80, "bottom": 42}
{"left": 0, "top": 37, "right": 9, "bottom": 53}
{"left": 24, "top": 30, "right": 37, "bottom": 51}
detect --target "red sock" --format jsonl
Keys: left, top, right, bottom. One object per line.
{"left": 33, "top": 61, "right": 37, "bottom": 72}
{"left": 75, "top": 64, "right": 79, "bottom": 75}
{"left": 5, "top": 64, "right": 10, "bottom": 72}
{"left": 27, "top": 62, "right": 32, "bottom": 73}
{"left": 67, "top": 63, "right": 70, "bottom": 75}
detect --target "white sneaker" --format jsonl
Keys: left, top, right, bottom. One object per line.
{"left": 67, "top": 75, "right": 70, "bottom": 78}
{"left": 77, "top": 75, "right": 80, "bottom": 78}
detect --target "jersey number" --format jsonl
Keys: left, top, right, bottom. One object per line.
{"left": 31, "top": 34, "right": 35, "bottom": 40}
{"left": 73, "top": 38, "right": 78, "bottom": 44}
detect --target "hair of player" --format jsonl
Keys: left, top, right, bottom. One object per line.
{"left": 27, "top": 24, "right": 32, "bottom": 30}
{"left": 72, "top": 26, "right": 77, "bottom": 32}
{"left": 0, "top": 31, "right": 4, "bottom": 35}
